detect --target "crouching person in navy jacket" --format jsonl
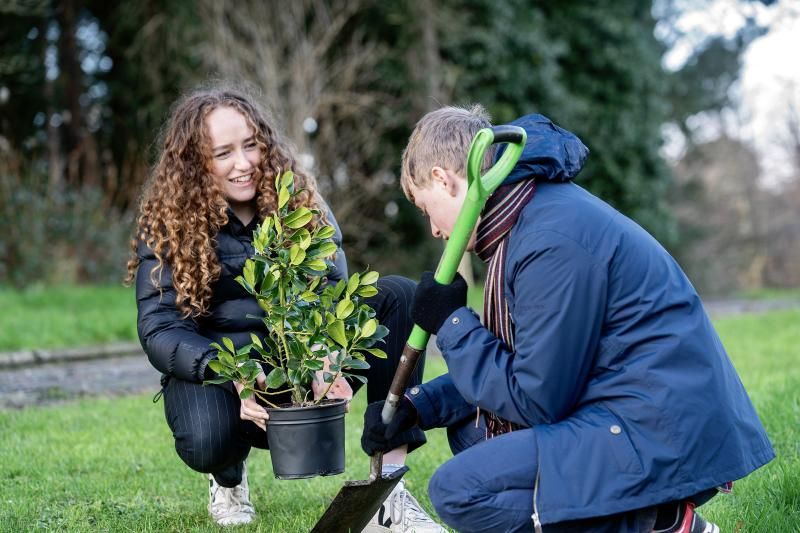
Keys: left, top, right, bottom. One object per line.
{"left": 361, "top": 105, "right": 774, "bottom": 533}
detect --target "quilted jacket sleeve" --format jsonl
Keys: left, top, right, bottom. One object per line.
{"left": 323, "top": 202, "right": 348, "bottom": 283}
{"left": 135, "top": 241, "right": 218, "bottom": 382}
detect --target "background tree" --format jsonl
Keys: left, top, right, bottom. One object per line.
{"left": 2, "top": 0, "right": 796, "bottom": 294}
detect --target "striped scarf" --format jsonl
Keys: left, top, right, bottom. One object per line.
{"left": 473, "top": 178, "right": 537, "bottom": 437}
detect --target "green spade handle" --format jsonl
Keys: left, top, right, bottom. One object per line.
{"left": 381, "top": 125, "right": 526, "bottom": 424}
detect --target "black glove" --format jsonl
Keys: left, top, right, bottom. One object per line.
{"left": 361, "top": 396, "right": 419, "bottom": 456}
{"left": 412, "top": 271, "right": 468, "bottom": 335}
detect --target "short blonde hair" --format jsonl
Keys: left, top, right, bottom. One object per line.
{"left": 400, "top": 104, "right": 495, "bottom": 202}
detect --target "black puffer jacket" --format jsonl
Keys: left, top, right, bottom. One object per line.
{"left": 135, "top": 207, "right": 348, "bottom": 383}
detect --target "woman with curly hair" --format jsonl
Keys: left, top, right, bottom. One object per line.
{"left": 126, "top": 86, "right": 445, "bottom": 531}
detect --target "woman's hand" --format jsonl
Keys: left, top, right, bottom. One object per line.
{"left": 234, "top": 372, "right": 269, "bottom": 431}
{"left": 312, "top": 354, "right": 353, "bottom": 411}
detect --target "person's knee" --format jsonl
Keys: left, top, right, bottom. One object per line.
{"left": 429, "top": 461, "right": 468, "bottom": 527}
{"left": 174, "top": 429, "right": 242, "bottom": 474}
{"left": 430, "top": 459, "right": 520, "bottom": 533}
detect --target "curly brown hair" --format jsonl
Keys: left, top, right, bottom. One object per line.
{"left": 125, "top": 85, "right": 324, "bottom": 317}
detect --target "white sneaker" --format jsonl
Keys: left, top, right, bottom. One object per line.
{"left": 363, "top": 479, "right": 447, "bottom": 532}
{"left": 208, "top": 463, "right": 256, "bottom": 526}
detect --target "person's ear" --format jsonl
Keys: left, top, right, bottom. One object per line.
{"left": 430, "top": 166, "right": 459, "bottom": 197}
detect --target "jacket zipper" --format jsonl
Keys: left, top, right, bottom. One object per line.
{"left": 531, "top": 466, "right": 542, "bottom": 533}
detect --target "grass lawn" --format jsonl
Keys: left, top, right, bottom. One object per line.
{"left": 1, "top": 283, "right": 797, "bottom": 352}
{"left": 0, "top": 283, "right": 477, "bottom": 352}
{"left": 0, "top": 284, "right": 138, "bottom": 351}
{"left": 0, "top": 306, "right": 798, "bottom": 531}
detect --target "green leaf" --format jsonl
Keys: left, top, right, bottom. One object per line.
{"left": 313, "top": 311, "right": 323, "bottom": 327}
{"left": 207, "top": 359, "right": 223, "bottom": 373}
{"left": 209, "top": 342, "right": 225, "bottom": 353}
{"left": 262, "top": 271, "right": 277, "bottom": 291}
{"left": 278, "top": 185, "right": 290, "bottom": 209}
{"left": 327, "top": 320, "right": 347, "bottom": 347}
{"left": 300, "top": 290, "right": 318, "bottom": 302}
{"left": 365, "top": 348, "right": 388, "bottom": 359}
{"left": 235, "top": 343, "right": 254, "bottom": 357}
{"left": 281, "top": 170, "right": 294, "bottom": 188}
{"left": 305, "top": 358, "right": 324, "bottom": 371}
{"left": 243, "top": 260, "right": 256, "bottom": 288}
{"left": 235, "top": 275, "right": 254, "bottom": 296}
{"left": 260, "top": 216, "right": 273, "bottom": 237}
{"left": 222, "top": 337, "right": 235, "bottom": 354}
{"left": 300, "top": 231, "right": 312, "bottom": 249}
{"left": 291, "top": 228, "right": 311, "bottom": 248}
{"left": 336, "top": 298, "right": 355, "bottom": 319}
{"left": 250, "top": 334, "right": 263, "bottom": 349}
{"left": 356, "top": 286, "right": 379, "bottom": 298}
{"left": 303, "top": 259, "right": 327, "bottom": 272}
{"left": 273, "top": 214, "right": 283, "bottom": 236}
{"left": 316, "top": 225, "right": 336, "bottom": 239}
{"left": 343, "top": 358, "right": 370, "bottom": 370}
{"left": 345, "top": 373, "right": 368, "bottom": 385}
{"left": 361, "top": 318, "right": 377, "bottom": 338}
{"left": 204, "top": 377, "right": 231, "bottom": 385}
{"left": 219, "top": 351, "right": 235, "bottom": 367}
{"left": 266, "top": 368, "right": 287, "bottom": 390}
{"left": 253, "top": 235, "right": 265, "bottom": 255}
{"left": 308, "top": 241, "right": 337, "bottom": 258}
{"left": 333, "top": 280, "right": 346, "bottom": 299}
{"left": 285, "top": 207, "right": 313, "bottom": 229}
{"left": 360, "top": 271, "right": 379, "bottom": 285}
{"left": 289, "top": 244, "right": 306, "bottom": 266}
{"left": 239, "top": 388, "right": 253, "bottom": 400}
{"left": 371, "top": 325, "right": 390, "bottom": 341}
{"left": 346, "top": 273, "right": 360, "bottom": 295}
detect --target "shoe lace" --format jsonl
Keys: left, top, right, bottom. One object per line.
{"left": 390, "top": 483, "right": 439, "bottom": 528}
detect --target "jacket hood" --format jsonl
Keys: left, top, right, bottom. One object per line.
{"left": 495, "top": 113, "right": 589, "bottom": 185}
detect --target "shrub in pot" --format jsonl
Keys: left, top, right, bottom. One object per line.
{"left": 205, "top": 170, "right": 388, "bottom": 479}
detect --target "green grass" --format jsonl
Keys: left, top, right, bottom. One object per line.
{"left": 736, "top": 287, "right": 800, "bottom": 301}
{"left": 700, "top": 310, "right": 800, "bottom": 532}
{"left": 0, "top": 283, "right": 476, "bottom": 353}
{"left": 467, "top": 284, "right": 484, "bottom": 310}
{"left": 0, "top": 308, "right": 798, "bottom": 531}
{"left": 0, "top": 284, "right": 138, "bottom": 351}
{"left": 0, "top": 357, "right": 454, "bottom": 532}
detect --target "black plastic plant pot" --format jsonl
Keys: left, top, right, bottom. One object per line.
{"left": 266, "top": 398, "right": 347, "bottom": 479}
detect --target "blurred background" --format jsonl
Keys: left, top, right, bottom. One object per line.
{"left": 1, "top": 0, "right": 798, "bottom": 296}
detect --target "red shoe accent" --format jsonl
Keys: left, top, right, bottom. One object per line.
{"left": 675, "top": 502, "right": 695, "bottom": 533}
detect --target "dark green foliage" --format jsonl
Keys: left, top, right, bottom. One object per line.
{"left": 534, "top": 2, "right": 674, "bottom": 242}
{"left": 1, "top": 0, "right": 723, "bottom": 281}
{"left": 356, "top": 0, "right": 678, "bottom": 260}
{"left": 207, "top": 171, "right": 388, "bottom": 407}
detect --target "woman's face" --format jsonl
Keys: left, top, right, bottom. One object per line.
{"left": 205, "top": 106, "right": 262, "bottom": 219}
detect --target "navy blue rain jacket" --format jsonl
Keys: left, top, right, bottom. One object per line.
{"left": 409, "top": 114, "right": 774, "bottom": 524}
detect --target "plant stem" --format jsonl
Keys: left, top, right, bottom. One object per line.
{"left": 253, "top": 390, "right": 281, "bottom": 409}
{"left": 314, "top": 370, "right": 342, "bottom": 405}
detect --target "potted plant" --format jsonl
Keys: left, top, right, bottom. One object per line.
{"left": 205, "top": 170, "right": 389, "bottom": 479}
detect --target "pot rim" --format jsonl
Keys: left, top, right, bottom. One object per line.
{"left": 265, "top": 397, "right": 348, "bottom": 413}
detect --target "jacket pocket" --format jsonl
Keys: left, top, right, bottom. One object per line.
{"left": 600, "top": 402, "right": 643, "bottom": 475}
{"left": 535, "top": 402, "right": 645, "bottom": 521}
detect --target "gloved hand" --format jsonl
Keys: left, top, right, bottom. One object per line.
{"left": 361, "top": 396, "right": 419, "bottom": 456}
{"left": 412, "top": 271, "right": 468, "bottom": 335}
